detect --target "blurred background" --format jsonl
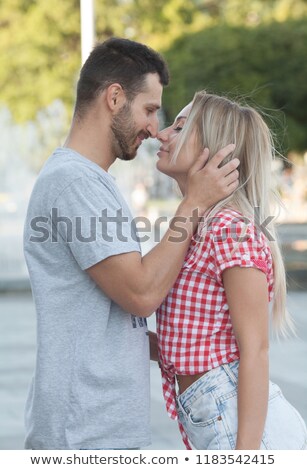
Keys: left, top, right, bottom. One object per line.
{"left": 0, "top": 0, "right": 306, "bottom": 449}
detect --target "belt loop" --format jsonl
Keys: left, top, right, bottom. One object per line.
{"left": 176, "top": 393, "right": 186, "bottom": 415}
{"left": 222, "top": 361, "right": 238, "bottom": 387}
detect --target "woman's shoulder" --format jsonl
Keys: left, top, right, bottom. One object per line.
{"left": 202, "top": 207, "right": 271, "bottom": 248}
{"left": 205, "top": 208, "right": 250, "bottom": 232}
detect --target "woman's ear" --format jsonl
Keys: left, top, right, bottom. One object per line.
{"left": 106, "top": 83, "right": 126, "bottom": 112}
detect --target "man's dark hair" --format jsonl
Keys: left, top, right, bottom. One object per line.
{"left": 75, "top": 37, "right": 170, "bottom": 118}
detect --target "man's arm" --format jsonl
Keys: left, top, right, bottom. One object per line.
{"left": 87, "top": 146, "right": 239, "bottom": 317}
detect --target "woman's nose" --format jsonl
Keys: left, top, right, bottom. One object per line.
{"left": 157, "top": 126, "right": 170, "bottom": 142}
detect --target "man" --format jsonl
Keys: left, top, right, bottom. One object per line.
{"left": 24, "top": 38, "right": 239, "bottom": 450}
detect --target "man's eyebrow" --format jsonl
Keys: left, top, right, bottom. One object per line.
{"left": 146, "top": 103, "right": 161, "bottom": 110}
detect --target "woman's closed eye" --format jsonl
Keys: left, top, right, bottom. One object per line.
{"left": 173, "top": 115, "right": 187, "bottom": 132}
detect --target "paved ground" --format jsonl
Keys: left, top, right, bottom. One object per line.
{"left": 0, "top": 290, "right": 306, "bottom": 450}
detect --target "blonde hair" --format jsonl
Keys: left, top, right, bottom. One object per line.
{"left": 173, "top": 91, "right": 294, "bottom": 336}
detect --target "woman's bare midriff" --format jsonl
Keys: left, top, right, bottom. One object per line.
{"left": 176, "top": 371, "right": 208, "bottom": 395}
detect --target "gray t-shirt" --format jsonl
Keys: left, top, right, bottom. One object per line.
{"left": 23, "top": 147, "right": 150, "bottom": 450}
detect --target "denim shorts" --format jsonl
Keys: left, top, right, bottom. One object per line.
{"left": 176, "top": 360, "right": 307, "bottom": 450}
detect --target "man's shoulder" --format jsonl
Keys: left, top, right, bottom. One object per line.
{"left": 34, "top": 148, "right": 115, "bottom": 199}
{"left": 41, "top": 148, "right": 103, "bottom": 183}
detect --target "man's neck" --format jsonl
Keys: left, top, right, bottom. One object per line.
{"left": 64, "top": 117, "right": 116, "bottom": 171}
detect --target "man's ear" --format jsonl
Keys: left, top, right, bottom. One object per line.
{"left": 106, "top": 83, "right": 126, "bottom": 112}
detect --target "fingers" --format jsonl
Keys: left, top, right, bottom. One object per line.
{"left": 185, "top": 144, "right": 240, "bottom": 209}
{"left": 224, "top": 168, "right": 240, "bottom": 187}
{"left": 220, "top": 158, "right": 240, "bottom": 178}
{"left": 189, "top": 148, "right": 209, "bottom": 173}
{"left": 228, "top": 177, "right": 240, "bottom": 190}
{"left": 225, "top": 179, "right": 240, "bottom": 195}
{"left": 208, "top": 143, "right": 236, "bottom": 167}
{"left": 201, "top": 143, "right": 240, "bottom": 178}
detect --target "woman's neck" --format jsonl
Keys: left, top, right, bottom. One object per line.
{"left": 175, "top": 176, "right": 187, "bottom": 196}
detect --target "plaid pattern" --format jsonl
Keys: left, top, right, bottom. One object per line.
{"left": 156, "top": 209, "right": 274, "bottom": 448}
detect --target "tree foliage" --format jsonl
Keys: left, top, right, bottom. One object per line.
{"left": 0, "top": 0, "right": 207, "bottom": 121}
{"left": 163, "top": 18, "right": 307, "bottom": 152}
{"left": 0, "top": 0, "right": 80, "bottom": 121}
{"left": 1, "top": 0, "right": 307, "bottom": 152}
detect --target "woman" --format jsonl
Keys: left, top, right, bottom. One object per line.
{"left": 155, "top": 91, "right": 307, "bottom": 450}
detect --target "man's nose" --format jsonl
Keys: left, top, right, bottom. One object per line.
{"left": 147, "top": 115, "right": 160, "bottom": 138}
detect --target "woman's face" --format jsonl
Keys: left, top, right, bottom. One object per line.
{"left": 156, "top": 103, "right": 196, "bottom": 181}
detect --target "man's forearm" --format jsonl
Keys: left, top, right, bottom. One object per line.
{"left": 139, "top": 200, "right": 199, "bottom": 314}
{"left": 87, "top": 147, "right": 239, "bottom": 317}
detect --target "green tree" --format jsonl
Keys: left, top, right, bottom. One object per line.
{"left": 0, "top": 0, "right": 80, "bottom": 121}
{"left": 1, "top": 0, "right": 307, "bottom": 130}
{"left": 193, "top": 0, "right": 307, "bottom": 26}
{"left": 96, "top": 0, "right": 208, "bottom": 49}
{"left": 0, "top": 0, "right": 206, "bottom": 121}
{"left": 163, "top": 19, "right": 307, "bottom": 152}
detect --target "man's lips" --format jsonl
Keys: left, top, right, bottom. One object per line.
{"left": 136, "top": 133, "right": 149, "bottom": 146}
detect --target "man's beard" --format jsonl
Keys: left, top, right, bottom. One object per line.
{"left": 111, "top": 102, "right": 148, "bottom": 161}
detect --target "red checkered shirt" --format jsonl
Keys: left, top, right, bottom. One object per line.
{"left": 156, "top": 209, "right": 274, "bottom": 447}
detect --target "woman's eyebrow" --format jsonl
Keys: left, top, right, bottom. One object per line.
{"left": 174, "top": 115, "right": 187, "bottom": 122}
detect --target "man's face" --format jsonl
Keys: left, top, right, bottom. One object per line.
{"left": 111, "top": 73, "right": 162, "bottom": 161}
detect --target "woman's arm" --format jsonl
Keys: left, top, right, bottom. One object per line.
{"left": 148, "top": 330, "right": 159, "bottom": 362}
{"left": 222, "top": 266, "right": 270, "bottom": 450}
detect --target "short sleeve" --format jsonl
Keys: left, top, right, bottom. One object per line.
{"left": 209, "top": 215, "right": 271, "bottom": 285}
{"left": 51, "top": 176, "right": 141, "bottom": 270}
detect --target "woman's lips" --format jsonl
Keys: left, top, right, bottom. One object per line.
{"left": 157, "top": 147, "right": 169, "bottom": 157}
